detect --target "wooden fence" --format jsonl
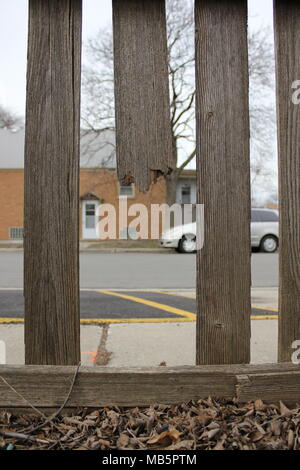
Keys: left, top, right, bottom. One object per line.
{"left": 1, "top": 0, "right": 300, "bottom": 408}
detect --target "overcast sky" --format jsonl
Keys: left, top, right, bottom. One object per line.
{"left": 0, "top": 0, "right": 274, "bottom": 116}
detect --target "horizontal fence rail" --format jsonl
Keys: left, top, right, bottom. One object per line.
{"left": 1, "top": 364, "right": 300, "bottom": 408}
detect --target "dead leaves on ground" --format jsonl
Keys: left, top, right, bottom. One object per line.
{"left": 147, "top": 427, "right": 181, "bottom": 448}
{"left": 1, "top": 398, "right": 300, "bottom": 450}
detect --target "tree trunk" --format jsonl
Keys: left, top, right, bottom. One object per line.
{"left": 166, "top": 172, "right": 178, "bottom": 207}
{"left": 165, "top": 134, "right": 179, "bottom": 207}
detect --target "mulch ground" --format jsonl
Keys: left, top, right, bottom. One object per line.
{"left": 1, "top": 398, "right": 300, "bottom": 450}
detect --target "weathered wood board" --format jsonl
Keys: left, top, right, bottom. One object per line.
{"left": 195, "top": 0, "right": 251, "bottom": 365}
{"left": 112, "top": 0, "right": 173, "bottom": 192}
{"left": 24, "top": 0, "right": 82, "bottom": 365}
{"left": 1, "top": 364, "right": 300, "bottom": 408}
{"left": 274, "top": 1, "right": 300, "bottom": 363}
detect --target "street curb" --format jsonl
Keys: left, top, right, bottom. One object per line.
{"left": 80, "top": 248, "right": 174, "bottom": 254}
{"left": 0, "top": 249, "right": 23, "bottom": 252}
{"left": 0, "top": 248, "right": 175, "bottom": 254}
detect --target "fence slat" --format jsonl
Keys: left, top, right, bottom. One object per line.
{"left": 24, "top": 0, "right": 82, "bottom": 365}
{"left": 195, "top": 0, "right": 251, "bottom": 364}
{"left": 274, "top": 1, "right": 300, "bottom": 363}
{"left": 112, "top": 0, "right": 173, "bottom": 192}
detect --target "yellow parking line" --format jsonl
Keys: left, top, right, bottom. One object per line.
{"left": 97, "top": 290, "right": 196, "bottom": 321}
{"left": 144, "top": 294, "right": 279, "bottom": 319}
{"left": 251, "top": 305, "right": 278, "bottom": 320}
{"left": 0, "top": 315, "right": 278, "bottom": 324}
{"left": 152, "top": 293, "right": 279, "bottom": 313}
{"left": 0, "top": 318, "right": 24, "bottom": 324}
{"left": 251, "top": 315, "right": 278, "bottom": 320}
{"left": 252, "top": 305, "right": 278, "bottom": 312}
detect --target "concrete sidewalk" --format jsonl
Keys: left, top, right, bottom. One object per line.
{"left": 0, "top": 287, "right": 279, "bottom": 366}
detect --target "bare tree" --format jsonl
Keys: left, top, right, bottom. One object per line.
{"left": 248, "top": 27, "right": 277, "bottom": 204}
{"left": 82, "top": 0, "right": 276, "bottom": 205}
{"left": 0, "top": 104, "right": 23, "bottom": 131}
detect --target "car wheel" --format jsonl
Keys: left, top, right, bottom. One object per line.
{"left": 178, "top": 235, "right": 196, "bottom": 253}
{"left": 260, "top": 235, "right": 278, "bottom": 253}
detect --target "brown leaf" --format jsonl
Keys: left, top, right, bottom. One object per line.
{"left": 117, "top": 433, "right": 130, "bottom": 449}
{"left": 60, "top": 429, "right": 76, "bottom": 442}
{"left": 249, "top": 430, "right": 265, "bottom": 442}
{"left": 288, "top": 429, "right": 294, "bottom": 450}
{"left": 82, "top": 419, "right": 97, "bottom": 428}
{"left": 0, "top": 412, "right": 11, "bottom": 425}
{"left": 165, "top": 440, "right": 194, "bottom": 450}
{"left": 63, "top": 417, "right": 82, "bottom": 427}
{"left": 280, "top": 401, "right": 293, "bottom": 417}
{"left": 213, "top": 437, "right": 226, "bottom": 450}
{"left": 270, "top": 419, "right": 281, "bottom": 436}
{"left": 207, "top": 421, "right": 220, "bottom": 430}
{"left": 147, "top": 427, "right": 181, "bottom": 447}
{"left": 85, "top": 414, "right": 98, "bottom": 421}
{"left": 254, "top": 399, "right": 266, "bottom": 411}
{"left": 196, "top": 412, "right": 214, "bottom": 426}
{"left": 206, "top": 428, "right": 220, "bottom": 440}
{"left": 255, "top": 422, "right": 266, "bottom": 435}
{"left": 99, "top": 439, "right": 111, "bottom": 448}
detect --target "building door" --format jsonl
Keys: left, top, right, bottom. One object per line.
{"left": 82, "top": 200, "right": 99, "bottom": 239}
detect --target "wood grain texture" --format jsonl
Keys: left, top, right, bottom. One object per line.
{"left": 1, "top": 364, "right": 300, "bottom": 408}
{"left": 24, "top": 0, "right": 82, "bottom": 365}
{"left": 236, "top": 372, "right": 300, "bottom": 405}
{"left": 274, "top": 1, "right": 300, "bottom": 363}
{"left": 112, "top": 0, "right": 173, "bottom": 192}
{"left": 195, "top": 0, "right": 251, "bottom": 364}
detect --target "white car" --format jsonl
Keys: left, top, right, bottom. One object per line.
{"left": 160, "top": 208, "right": 279, "bottom": 254}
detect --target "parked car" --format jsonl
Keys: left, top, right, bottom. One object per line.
{"left": 160, "top": 208, "right": 279, "bottom": 254}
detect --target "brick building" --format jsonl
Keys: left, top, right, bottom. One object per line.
{"left": 0, "top": 129, "right": 196, "bottom": 241}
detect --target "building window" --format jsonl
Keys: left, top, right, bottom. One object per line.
{"left": 85, "top": 203, "right": 96, "bottom": 229}
{"left": 181, "top": 184, "right": 191, "bottom": 204}
{"left": 9, "top": 227, "right": 24, "bottom": 240}
{"left": 119, "top": 182, "right": 134, "bottom": 198}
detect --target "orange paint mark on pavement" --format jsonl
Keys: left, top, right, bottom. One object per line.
{"left": 81, "top": 350, "right": 97, "bottom": 363}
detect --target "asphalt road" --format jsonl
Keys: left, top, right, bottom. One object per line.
{"left": 0, "top": 289, "right": 276, "bottom": 322}
{"left": 0, "top": 251, "right": 278, "bottom": 289}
